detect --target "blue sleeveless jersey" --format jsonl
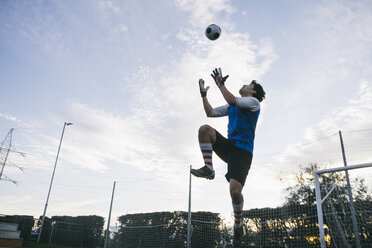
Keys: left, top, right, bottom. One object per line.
{"left": 227, "top": 106, "right": 260, "bottom": 153}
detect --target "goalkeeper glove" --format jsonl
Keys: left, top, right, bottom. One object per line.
{"left": 211, "top": 68, "right": 229, "bottom": 87}
{"left": 199, "top": 79, "right": 209, "bottom": 97}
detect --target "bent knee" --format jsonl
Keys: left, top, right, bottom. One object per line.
{"left": 199, "top": 124, "right": 213, "bottom": 135}
{"left": 199, "top": 124, "right": 212, "bottom": 131}
{"left": 198, "top": 125, "right": 216, "bottom": 143}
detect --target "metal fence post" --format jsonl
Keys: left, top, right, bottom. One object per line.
{"left": 187, "top": 165, "right": 192, "bottom": 248}
{"left": 338, "top": 131, "right": 361, "bottom": 248}
{"left": 314, "top": 172, "right": 326, "bottom": 248}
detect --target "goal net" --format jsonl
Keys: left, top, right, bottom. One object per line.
{"left": 242, "top": 205, "right": 319, "bottom": 247}
{"left": 314, "top": 163, "right": 372, "bottom": 248}
{"left": 110, "top": 211, "right": 222, "bottom": 248}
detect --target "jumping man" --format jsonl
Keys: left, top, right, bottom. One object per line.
{"left": 191, "top": 68, "right": 265, "bottom": 246}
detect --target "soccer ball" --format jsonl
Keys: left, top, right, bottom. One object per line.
{"left": 205, "top": 24, "right": 221, "bottom": 41}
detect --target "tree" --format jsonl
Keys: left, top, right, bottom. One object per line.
{"left": 116, "top": 211, "right": 188, "bottom": 248}
{"left": 242, "top": 205, "right": 319, "bottom": 247}
{"left": 76, "top": 215, "right": 105, "bottom": 248}
{"left": 114, "top": 211, "right": 222, "bottom": 248}
{"left": 49, "top": 216, "right": 83, "bottom": 247}
{"left": 190, "top": 211, "right": 222, "bottom": 248}
{"left": 37, "top": 215, "right": 104, "bottom": 247}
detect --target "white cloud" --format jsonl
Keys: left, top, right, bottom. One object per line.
{"left": 98, "top": 0, "right": 121, "bottom": 13}
{"left": 119, "top": 25, "right": 128, "bottom": 32}
{"left": 161, "top": 33, "right": 170, "bottom": 40}
{"left": 9, "top": 13, "right": 276, "bottom": 188}
{"left": 125, "top": 30, "right": 275, "bottom": 149}
{"left": 0, "top": 112, "right": 19, "bottom": 122}
{"left": 311, "top": 0, "right": 372, "bottom": 46}
{"left": 272, "top": 80, "right": 372, "bottom": 175}
{"left": 48, "top": 198, "right": 106, "bottom": 215}
{"left": 175, "top": 0, "right": 235, "bottom": 27}
{"left": 274, "top": 0, "right": 372, "bottom": 113}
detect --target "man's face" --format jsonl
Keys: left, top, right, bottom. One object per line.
{"left": 239, "top": 83, "right": 255, "bottom": 96}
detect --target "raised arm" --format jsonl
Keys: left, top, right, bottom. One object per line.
{"left": 218, "top": 85, "right": 236, "bottom": 106}
{"left": 211, "top": 68, "right": 236, "bottom": 106}
{"left": 202, "top": 96, "right": 213, "bottom": 117}
{"left": 199, "top": 79, "right": 213, "bottom": 117}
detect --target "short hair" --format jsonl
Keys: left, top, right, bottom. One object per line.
{"left": 251, "top": 80, "right": 266, "bottom": 102}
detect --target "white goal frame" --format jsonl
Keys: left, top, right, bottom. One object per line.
{"left": 314, "top": 162, "right": 372, "bottom": 248}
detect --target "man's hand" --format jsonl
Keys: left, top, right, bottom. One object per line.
{"left": 211, "top": 68, "right": 229, "bottom": 87}
{"left": 199, "top": 79, "right": 209, "bottom": 97}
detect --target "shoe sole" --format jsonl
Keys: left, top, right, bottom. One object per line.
{"left": 190, "top": 169, "right": 215, "bottom": 180}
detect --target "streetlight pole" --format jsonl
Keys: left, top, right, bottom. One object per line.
{"left": 37, "top": 122, "right": 73, "bottom": 243}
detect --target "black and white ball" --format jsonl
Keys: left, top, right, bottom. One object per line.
{"left": 205, "top": 24, "right": 221, "bottom": 41}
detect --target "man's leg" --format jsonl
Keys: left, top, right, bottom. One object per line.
{"left": 199, "top": 124, "right": 217, "bottom": 171}
{"left": 190, "top": 125, "right": 217, "bottom": 179}
{"left": 230, "top": 179, "right": 244, "bottom": 246}
{"left": 198, "top": 124, "right": 217, "bottom": 144}
{"left": 230, "top": 179, "right": 244, "bottom": 227}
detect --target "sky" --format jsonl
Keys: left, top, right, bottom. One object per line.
{"left": 1, "top": 0, "right": 372, "bottom": 227}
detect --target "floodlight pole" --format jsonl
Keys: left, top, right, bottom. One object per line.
{"left": 104, "top": 181, "right": 116, "bottom": 248}
{"left": 338, "top": 131, "right": 361, "bottom": 248}
{"left": 37, "top": 122, "right": 73, "bottom": 243}
{"left": 187, "top": 165, "right": 192, "bottom": 248}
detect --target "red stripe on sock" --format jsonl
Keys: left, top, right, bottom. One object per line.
{"left": 201, "top": 149, "right": 212, "bottom": 153}
{"left": 205, "top": 161, "right": 213, "bottom": 166}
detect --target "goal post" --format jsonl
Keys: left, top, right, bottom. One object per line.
{"left": 314, "top": 162, "right": 372, "bottom": 248}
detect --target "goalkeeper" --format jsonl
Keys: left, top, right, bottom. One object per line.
{"left": 191, "top": 68, "right": 265, "bottom": 245}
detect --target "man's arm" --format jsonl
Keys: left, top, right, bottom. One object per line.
{"left": 202, "top": 96, "right": 213, "bottom": 117}
{"left": 219, "top": 85, "right": 236, "bottom": 106}
{"left": 199, "top": 78, "right": 213, "bottom": 117}
{"left": 211, "top": 68, "right": 236, "bottom": 106}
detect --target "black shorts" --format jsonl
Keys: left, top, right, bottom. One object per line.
{"left": 212, "top": 130, "right": 253, "bottom": 187}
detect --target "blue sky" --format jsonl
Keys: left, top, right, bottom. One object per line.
{"left": 1, "top": 0, "right": 372, "bottom": 226}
